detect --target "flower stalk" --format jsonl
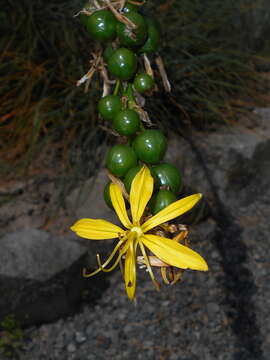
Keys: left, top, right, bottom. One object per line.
{"left": 72, "top": 0, "right": 208, "bottom": 300}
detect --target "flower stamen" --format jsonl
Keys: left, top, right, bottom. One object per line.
{"left": 130, "top": 226, "right": 143, "bottom": 237}
{"left": 71, "top": 166, "right": 208, "bottom": 299}
{"left": 83, "top": 239, "right": 125, "bottom": 277}
{"left": 139, "top": 240, "right": 160, "bottom": 291}
{"left": 96, "top": 241, "right": 131, "bottom": 273}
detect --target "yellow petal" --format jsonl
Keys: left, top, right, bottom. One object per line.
{"left": 124, "top": 236, "right": 137, "bottom": 300}
{"left": 141, "top": 234, "right": 208, "bottom": 271}
{"left": 130, "top": 165, "right": 153, "bottom": 225}
{"left": 70, "top": 218, "right": 124, "bottom": 240}
{"left": 110, "top": 183, "right": 132, "bottom": 229}
{"left": 142, "top": 193, "right": 202, "bottom": 233}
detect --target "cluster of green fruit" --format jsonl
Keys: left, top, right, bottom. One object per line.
{"left": 104, "top": 159, "right": 183, "bottom": 215}
{"left": 80, "top": 1, "right": 160, "bottom": 59}
{"left": 80, "top": 1, "right": 183, "bottom": 215}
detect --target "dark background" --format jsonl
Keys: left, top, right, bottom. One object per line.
{"left": 0, "top": 1, "right": 270, "bottom": 359}
{"left": 1, "top": 0, "right": 269, "bottom": 181}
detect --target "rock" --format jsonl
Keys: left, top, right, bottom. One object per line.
{"left": 0, "top": 229, "right": 108, "bottom": 327}
{"left": 66, "top": 343, "right": 76, "bottom": 353}
{"left": 66, "top": 169, "right": 117, "bottom": 221}
{"left": 86, "top": 324, "right": 94, "bottom": 337}
{"left": 0, "top": 175, "right": 58, "bottom": 237}
{"left": 165, "top": 112, "right": 270, "bottom": 359}
{"left": 66, "top": 169, "right": 121, "bottom": 266}
{"left": 206, "top": 302, "right": 220, "bottom": 317}
{"left": 164, "top": 142, "right": 210, "bottom": 225}
{"left": 0, "top": 229, "right": 85, "bottom": 281}
{"left": 75, "top": 331, "right": 87, "bottom": 344}
{"left": 2, "top": 107, "right": 270, "bottom": 358}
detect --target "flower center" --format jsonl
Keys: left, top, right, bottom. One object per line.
{"left": 130, "top": 226, "right": 143, "bottom": 238}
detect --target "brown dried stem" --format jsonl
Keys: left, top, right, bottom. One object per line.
{"left": 77, "top": 51, "right": 102, "bottom": 89}
{"left": 143, "top": 54, "right": 154, "bottom": 78}
{"left": 107, "top": 171, "right": 130, "bottom": 201}
{"left": 155, "top": 55, "right": 171, "bottom": 93}
{"left": 132, "top": 103, "right": 153, "bottom": 126}
{"left": 103, "top": 0, "right": 137, "bottom": 29}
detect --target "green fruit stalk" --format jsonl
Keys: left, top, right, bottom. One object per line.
{"left": 77, "top": 0, "right": 183, "bottom": 214}
{"left": 72, "top": 0, "right": 208, "bottom": 299}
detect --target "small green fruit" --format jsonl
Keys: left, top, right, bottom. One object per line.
{"left": 108, "top": 48, "right": 137, "bottom": 80}
{"left": 106, "top": 144, "right": 138, "bottom": 177}
{"left": 133, "top": 73, "right": 154, "bottom": 93}
{"left": 122, "top": 3, "right": 138, "bottom": 13}
{"left": 116, "top": 12, "right": 147, "bottom": 48}
{"left": 103, "top": 182, "right": 113, "bottom": 209}
{"left": 149, "top": 190, "right": 177, "bottom": 215}
{"left": 98, "top": 95, "right": 122, "bottom": 121}
{"left": 133, "top": 130, "right": 167, "bottom": 164}
{"left": 139, "top": 18, "right": 160, "bottom": 54}
{"left": 152, "top": 163, "right": 182, "bottom": 194}
{"left": 86, "top": 10, "right": 117, "bottom": 42}
{"left": 113, "top": 109, "right": 141, "bottom": 136}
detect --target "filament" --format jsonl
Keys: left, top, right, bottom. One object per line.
{"left": 83, "top": 239, "right": 124, "bottom": 277}
{"left": 139, "top": 240, "right": 160, "bottom": 291}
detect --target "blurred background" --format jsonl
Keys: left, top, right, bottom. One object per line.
{"left": 1, "top": 0, "right": 269, "bottom": 183}
{"left": 1, "top": 1, "right": 270, "bottom": 359}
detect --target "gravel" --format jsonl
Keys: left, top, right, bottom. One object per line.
{"left": 2, "top": 220, "right": 240, "bottom": 360}
{"left": 1, "top": 111, "right": 270, "bottom": 360}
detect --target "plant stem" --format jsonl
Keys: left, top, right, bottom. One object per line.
{"left": 113, "top": 80, "right": 121, "bottom": 96}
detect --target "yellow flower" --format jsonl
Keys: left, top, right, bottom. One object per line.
{"left": 71, "top": 166, "right": 208, "bottom": 300}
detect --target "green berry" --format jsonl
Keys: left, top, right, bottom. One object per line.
{"left": 133, "top": 130, "right": 167, "bottom": 164}
{"left": 149, "top": 190, "right": 177, "bottom": 215}
{"left": 103, "top": 182, "right": 113, "bottom": 209}
{"left": 116, "top": 12, "right": 147, "bottom": 48}
{"left": 106, "top": 144, "right": 138, "bottom": 177}
{"left": 80, "top": 3, "right": 96, "bottom": 27}
{"left": 122, "top": 3, "right": 138, "bottom": 13}
{"left": 113, "top": 109, "right": 140, "bottom": 136}
{"left": 152, "top": 163, "right": 182, "bottom": 194}
{"left": 86, "top": 10, "right": 117, "bottom": 42}
{"left": 134, "top": 73, "right": 154, "bottom": 93}
{"left": 108, "top": 48, "right": 137, "bottom": 80}
{"left": 98, "top": 95, "right": 122, "bottom": 121}
{"left": 139, "top": 18, "right": 160, "bottom": 54}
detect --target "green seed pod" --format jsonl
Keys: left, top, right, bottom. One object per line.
{"left": 116, "top": 12, "right": 147, "bottom": 48}
{"left": 103, "top": 182, "right": 114, "bottom": 209}
{"left": 106, "top": 144, "right": 138, "bottom": 177}
{"left": 122, "top": 3, "right": 138, "bottom": 14}
{"left": 86, "top": 10, "right": 117, "bottom": 42}
{"left": 139, "top": 18, "right": 160, "bottom": 54}
{"left": 149, "top": 190, "right": 177, "bottom": 215}
{"left": 152, "top": 163, "right": 182, "bottom": 194}
{"left": 133, "top": 130, "right": 167, "bottom": 164}
{"left": 113, "top": 109, "right": 141, "bottom": 136}
{"left": 133, "top": 73, "right": 154, "bottom": 94}
{"left": 98, "top": 95, "right": 122, "bottom": 121}
{"left": 108, "top": 48, "right": 137, "bottom": 80}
